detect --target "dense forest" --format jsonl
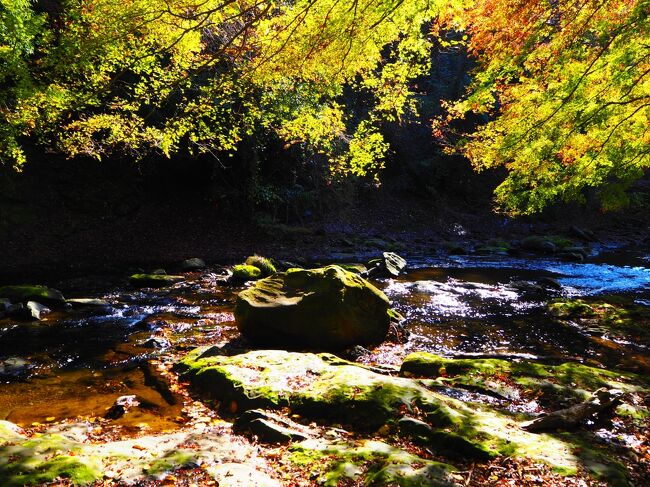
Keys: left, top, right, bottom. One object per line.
{"left": 0, "top": 1, "right": 649, "bottom": 486}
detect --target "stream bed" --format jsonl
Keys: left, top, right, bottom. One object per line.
{"left": 1, "top": 250, "right": 649, "bottom": 485}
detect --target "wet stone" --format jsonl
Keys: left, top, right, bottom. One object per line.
{"left": 0, "top": 357, "right": 31, "bottom": 377}
{"left": 104, "top": 395, "right": 140, "bottom": 419}
{"left": 181, "top": 257, "right": 206, "bottom": 271}
{"left": 235, "top": 265, "right": 391, "bottom": 350}
{"left": 140, "top": 336, "right": 171, "bottom": 349}
{"left": 66, "top": 298, "right": 111, "bottom": 307}
{"left": 0, "top": 285, "right": 66, "bottom": 306}
{"left": 27, "top": 301, "right": 51, "bottom": 320}
{"left": 129, "top": 274, "right": 184, "bottom": 287}
{"left": 5, "top": 302, "right": 26, "bottom": 317}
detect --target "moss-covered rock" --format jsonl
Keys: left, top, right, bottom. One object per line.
{"left": 234, "top": 265, "right": 391, "bottom": 350}
{"left": 231, "top": 264, "right": 262, "bottom": 281}
{"left": 336, "top": 263, "right": 367, "bottom": 274}
{"left": 177, "top": 348, "right": 582, "bottom": 471}
{"left": 0, "top": 420, "right": 274, "bottom": 485}
{"left": 287, "top": 439, "right": 456, "bottom": 486}
{"left": 0, "top": 285, "right": 65, "bottom": 306}
{"left": 129, "top": 274, "right": 184, "bottom": 288}
{"left": 0, "top": 428, "right": 101, "bottom": 486}
{"left": 143, "top": 449, "right": 198, "bottom": 476}
{"left": 244, "top": 255, "right": 277, "bottom": 277}
{"left": 400, "top": 352, "right": 646, "bottom": 401}
{"left": 520, "top": 235, "right": 575, "bottom": 254}
{"left": 548, "top": 298, "right": 650, "bottom": 342}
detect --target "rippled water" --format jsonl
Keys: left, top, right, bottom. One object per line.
{"left": 1, "top": 252, "right": 649, "bottom": 427}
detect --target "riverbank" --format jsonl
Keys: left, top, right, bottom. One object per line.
{"left": 2, "top": 184, "right": 649, "bottom": 282}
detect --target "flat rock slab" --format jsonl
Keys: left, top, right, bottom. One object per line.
{"left": 0, "top": 420, "right": 277, "bottom": 486}
{"left": 177, "top": 348, "right": 579, "bottom": 473}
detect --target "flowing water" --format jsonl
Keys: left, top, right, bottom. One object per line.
{"left": 1, "top": 251, "right": 649, "bottom": 431}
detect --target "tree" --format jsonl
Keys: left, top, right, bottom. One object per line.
{"left": 0, "top": 0, "right": 445, "bottom": 182}
{"left": 438, "top": 0, "right": 650, "bottom": 214}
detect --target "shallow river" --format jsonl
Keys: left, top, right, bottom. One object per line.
{"left": 1, "top": 250, "right": 649, "bottom": 432}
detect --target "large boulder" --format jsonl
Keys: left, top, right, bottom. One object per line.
{"left": 235, "top": 265, "right": 391, "bottom": 350}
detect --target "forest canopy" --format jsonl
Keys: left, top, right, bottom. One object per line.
{"left": 0, "top": 0, "right": 648, "bottom": 214}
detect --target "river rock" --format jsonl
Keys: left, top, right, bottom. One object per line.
{"left": 181, "top": 257, "right": 206, "bottom": 271}
{"left": 176, "top": 348, "right": 582, "bottom": 471}
{"left": 0, "top": 285, "right": 65, "bottom": 306}
{"left": 5, "top": 302, "right": 26, "bottom": 318}
{"left": 235, "top": 265, "right": 391, "bottom": 349}
{"left": 0, "top": 357, "right": 30, "bottom": 377}
{"left": 26, "top": 301, "right": 51, "bottom": 320}
{"left": 521, "top": 236, "right": 557, "bottom": 253}
{"left": 569, "top": 225, "right": 595, "bottom": 242}
{"left": 66, "top": 298, "right": 111, "bottom": 307}
{"left": 244, "top": 255, "right": 277, "bottom": 277}
{"left": 104, "top": 395, "right": 140, "bottom": 419}
{"left": 367, "top": 252, "right": 407, "bottom": 277}
{"left": 141, "top": 336, "right": 171, "bottom": 349}
{"left": 231, "top": 264, "right": 262, "bottom": 281}
{"left": 537, "top": 277, "right": 563, "bottom": 290}
{"left": 234, "top": 410, "right": 310, "bottom": 443}
{"left": 129, "top": 274, "right": 184, "bottom": 288}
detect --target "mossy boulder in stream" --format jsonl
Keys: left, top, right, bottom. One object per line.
{"left": 177, "top": 348, "right": 582, "bottom": 472}
{"left": 0, "top": 285, "right": 65, "bottom": 306}
{"left": 129, "top": 274, "right": 184, "bottom": 288}
{"left": 244, "top": 255, "right": 277, "bottom": 277}
{"left": 231, "top": 264, "right": 262, "bottom": 281}
{"left": 235, "top": 265, "right": 391, "bottom": 349}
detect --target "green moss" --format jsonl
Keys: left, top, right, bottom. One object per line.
{"left": 0, "top": 285, "right": 65, "bottom": 305}
{"left": 562, "top": 433, "right": 631, "bottom": 486}
{"left": 144, "top": 450, "right": 198, "bottom": 476}
{"left": 129, "top": 274, "right": 184, "bottom": 287}
{"left": 0, "top": 451, "right": 100, "bottom": 486}
{"left": 235, "top": 265, "right": 391, "bottom": 349}
{"left": 336, "top": 263, "right": 367, "bottom": 274}
{"left": 244, "top": 255, "right": 277, "bottom": 277}
{"left": 178, "top": 349, "right": 584, "bottom": 471}
{"left": 401, "top": 352, "right": 506, "bottom": 377}
{"left": 615, "top": 402, "right": 650, "bottom": 420}
{"left": 0, "top": 421, "right": 25, "bottom": 445}
{"left": 401, "top": 352, "right": 645, "bottom": 396}
{"left": 548, "top": 298, "right": 650, "bottom": 340}
{"left": 232, "top": 264, "right": 262, "bottom": 281}
{"left": 287, "top": 439, "right": 456, "bottom": 486}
